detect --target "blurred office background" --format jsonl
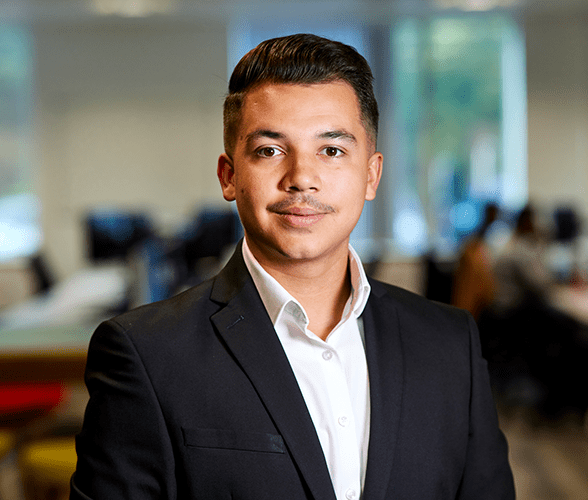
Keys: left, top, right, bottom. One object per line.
{"left": 1, "top": 0, "right": 588, "bottom": 498}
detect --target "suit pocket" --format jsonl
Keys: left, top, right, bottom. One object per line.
{"left": 182, "top": 427, "right": 285, "bottom": 454}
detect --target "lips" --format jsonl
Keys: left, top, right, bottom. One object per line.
{"left": 273, "top": 206, "right": 327, "bottom": 227}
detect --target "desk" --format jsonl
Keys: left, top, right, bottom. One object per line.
{"left": 0, "top": 322, "right": 96, "bottom": 383}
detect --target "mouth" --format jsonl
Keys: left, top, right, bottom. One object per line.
{"left": 267, "top": 195, "right": 335, "bottom": 228}
{"left": 272, "top": 206, "right": 328, "bottom": 227}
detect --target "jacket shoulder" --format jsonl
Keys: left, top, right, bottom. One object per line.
{"left": 104, "top": 278, "right": 218, "bottom": 339}
{"left": 367, "top": 278, "right": 476, "bottom": 360}
{"left": 369, "top": 278, "right": 470, "bottom": 326}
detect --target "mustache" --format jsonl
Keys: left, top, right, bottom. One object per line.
{"left": 268, "top": 194, "right": 335, "bottom": 214}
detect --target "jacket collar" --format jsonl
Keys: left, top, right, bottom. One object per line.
{"left": 362, "top": 278, "right": 404, "bottom": 500}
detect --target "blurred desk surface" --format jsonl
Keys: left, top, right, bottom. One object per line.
{"left": 550, "top": 284, "right": 588, "bottom": 326}
{"left": 0, "top": 322, "right": 96, "bottom": 382}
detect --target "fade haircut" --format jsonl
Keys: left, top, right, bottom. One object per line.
{"left": 223, "top": 33, "right": 379, "bottom": 156}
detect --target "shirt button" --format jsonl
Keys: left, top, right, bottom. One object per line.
{"left": 338, "top": 415, "right": 349, "bottom": 427}
{"left": 345, "top": 489, "right": 358, "bottom": 500}
{"left": 322, "top": 350, "right": 333, "bottom": 360}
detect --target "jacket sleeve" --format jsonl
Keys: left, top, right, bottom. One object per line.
{"left": 457, "top": 313, "right": 515, "bottom": 499}
{"left": 70, "top": 320, "right": 176, "bottom": 500}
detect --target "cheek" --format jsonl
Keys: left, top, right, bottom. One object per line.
{"left": 235, "top": 183, "right": 266, "bottom": 215}
{"left": 332, "top": 173, "right": 369, "bottom": 202}
{"left": 237, "top": 171, "right": 274, "bottom": 202}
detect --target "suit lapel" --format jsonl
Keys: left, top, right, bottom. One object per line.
{"left": 362, "top": 281, "right": 405, "bottom": 500}
{"left": 210, "top": 245, "right": 337, "bottom": 500}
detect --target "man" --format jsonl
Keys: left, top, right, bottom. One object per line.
{"left": 71, "top": 34, "right": 514, "bottom": 499}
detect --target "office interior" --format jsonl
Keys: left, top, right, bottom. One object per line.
{"left": 1, "top": 0, "right": 588, "bottom": 498}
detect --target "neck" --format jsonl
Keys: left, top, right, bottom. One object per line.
{"left": 250, "top": 244, "right": 352, "bottom": 341}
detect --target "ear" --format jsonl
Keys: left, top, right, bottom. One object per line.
{"left": 217, "top": 153, "right": 236, "bottom": 202}
{"left": 365, "top": 151, "right": 383, "bottom": 201}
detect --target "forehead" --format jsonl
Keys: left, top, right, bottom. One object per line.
{"left": 238, "top": 81, "right": 364, "bottom": 136}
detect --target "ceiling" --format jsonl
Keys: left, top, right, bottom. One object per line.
{"left": 2, "top": 0, "right": 588, "bottom": 25}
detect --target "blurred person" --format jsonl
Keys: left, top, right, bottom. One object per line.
{"left": 71, "top": 34, "right": 514, "bottom": 500}
{"left": 451, "top": 202, "right": 499, "bottom": 320}
{"left": 487, "top": 204, "right": 587, "bottom": 415}
{"left": 491, "top": 204, "right": 550, "bottom": 316}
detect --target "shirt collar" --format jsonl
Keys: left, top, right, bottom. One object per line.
{"left": 242, "top": 237, "right": 371, "bottom": 327}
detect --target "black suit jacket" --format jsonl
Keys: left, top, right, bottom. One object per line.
{"left": 71, "top": 244, "right": 514, "bottom": 499}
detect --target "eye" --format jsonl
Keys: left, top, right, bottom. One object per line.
{"left": 320, "top": 146, "right": 344, "bottom": 157}
{"left": 256, "top": 147, "right": 283, "bottom": 158}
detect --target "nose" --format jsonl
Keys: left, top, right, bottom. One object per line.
{"left": 280, "top": 153, "right": 321, "bottom": 193}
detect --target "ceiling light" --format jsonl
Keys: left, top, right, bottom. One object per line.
{"left": 91, "top": 0, "right": 177, "bottom": 17}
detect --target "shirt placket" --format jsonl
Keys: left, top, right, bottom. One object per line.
{"left": 319, "top": 345, "right": 362, "bottom": 500}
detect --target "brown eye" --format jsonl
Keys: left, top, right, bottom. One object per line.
{"left": 323, "top": 147, "right": 342, "bottom": 157}
{"left": 258, "top": 147, "right": 277, "bottom": 157}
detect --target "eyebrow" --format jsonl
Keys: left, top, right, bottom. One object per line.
{"left": 317, "top": 129, "right": 357, "bottom": 144}
{"left": 244, "top": 128, "right": 358, "bottom": 148}
{"left": 245, "top": 129, "right": 285, "bottom": 149}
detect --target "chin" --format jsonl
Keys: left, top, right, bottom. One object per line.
{"left": 276, "top": 247, "right": 318, "bottom": 261}
{"left": 279, "top": 241, "right": 344, "bottom": 263}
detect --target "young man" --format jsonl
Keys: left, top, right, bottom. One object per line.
{"left": 71, "top": 34, "right": 514, "bottom": 500}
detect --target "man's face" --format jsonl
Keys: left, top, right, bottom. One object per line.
{"left": 217, "top": 81, "right": 382, "bottom": 268}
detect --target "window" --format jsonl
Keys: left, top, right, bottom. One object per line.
{"left": 0, "top": 25, "right": 40, "bottom": 262}
{"left": 389, "top": 15, "right": 527, "bottom": 256}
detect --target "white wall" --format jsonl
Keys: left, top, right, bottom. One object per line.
{"left": 33, "top": 21, "right": 228, "bottom": 277}
{"left": 525, "top": 14, "right": 588, "bottom": 218}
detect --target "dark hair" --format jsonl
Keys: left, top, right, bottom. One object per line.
{"left": 223, "top": 33, "right": 379, "bottom": 155}
{"left": 516, "top": 204, "right": 535, "bottom": 235}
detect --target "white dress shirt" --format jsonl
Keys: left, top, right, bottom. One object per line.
{"left": 242, "top": 238, "right": 371, "bottom": 500}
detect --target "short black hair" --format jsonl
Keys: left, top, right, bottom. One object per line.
{"left": 223, "top": 33, "right": 379, "bottom": 156}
